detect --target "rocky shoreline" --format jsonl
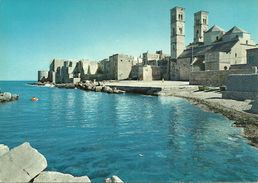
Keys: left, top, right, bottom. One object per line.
{"left": 158, "top": 87, "right": 258, "bottom": 148}
{"left": 0, "top": 142, "right": 124, "bottom": 183}
{"left": 0, "top": 92, "right": 19, "bottom": 103}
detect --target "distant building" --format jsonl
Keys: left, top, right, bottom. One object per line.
{"left": 109, "top": 54, "right": 135, "bottom": 80}
{"left": 38, "top": 71, "right": 48, "bottom": 82}
{"left": 170, "top": 6, "right": 257, "bottom": 81}
{"left": 142, "top": 50, "right": 167, "bottom": 66}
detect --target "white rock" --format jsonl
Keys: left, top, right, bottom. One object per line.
{"left": 33, "top": 171, "right": 91, "bottom": 182}
{"left": 103, "top": 177, "right": 112, "bottom": 183}
{"left": 0, "top": 142, "right": 47, "bottom": 182}
{"left": 111, "top": 175, "right": 124, "bottom": 183}
{"left": 0, "top": 144, "right": 9, "bottom": 156}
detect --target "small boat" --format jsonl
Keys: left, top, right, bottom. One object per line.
{"left": 31, "top": 97, "right": 39, "bottom": 101}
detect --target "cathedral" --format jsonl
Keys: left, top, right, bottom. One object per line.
{"left": 170, "top": 7, "right": 257, "bottom": 81}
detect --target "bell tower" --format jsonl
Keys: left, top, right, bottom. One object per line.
{"left": 194, "top": 11, "right": 208, "bottom": 43}
{"left": 170, "top": 7, "right": 185, "bottom": 59}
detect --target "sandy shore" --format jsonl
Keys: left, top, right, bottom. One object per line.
{"left": 106, "top": 80, "right": 258, "bottom": 147}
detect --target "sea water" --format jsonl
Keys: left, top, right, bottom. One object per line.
{"left": 0, "top": 81, "right": 258, "bottom": 182}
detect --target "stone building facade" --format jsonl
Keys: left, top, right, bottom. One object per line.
{"left": 108, "top": 54, "right": 135, "bottom": 80}
{"left": 194, "top": 11, "right": 208, "bottom": 43}
{"left": 169, "top": 6, "right": 257, "bottom": 81}
{"left": 38, "top": 71, "right": 48, "bottom": 82}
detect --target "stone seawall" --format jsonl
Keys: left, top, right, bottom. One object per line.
{"left": 106, "top": 85, "right": 162, "bottom": 95}
{"left": 189, "top": 68, "right": 257, "bottom": 87}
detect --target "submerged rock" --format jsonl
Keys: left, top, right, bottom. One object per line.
{"left": 0, "top": 144, "right": 9, "bottom": 156}
{"left": 33, "top": 171, "right": 91, "bottom": 183}
{"left": 0, "top": 142, "right": 47, "bottom": 182}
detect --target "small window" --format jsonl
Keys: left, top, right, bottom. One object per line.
{"left": 235, "top": 53, "right": 237, "bottom": 58}
{"left": 179, "top": 27, "right": 183, "bottom": 34}
{"left": 203, "top": 19, "right": 207, "bottom": 25}
{"left": 178, "top": 14, "right": 183, "bottom": 21}
{"left": 173, "top": 28, "right": 175, "bottom": 36}
{"left": 216, "top": 36, "right": 219, "bottom": 41}
{"left": 246, "top": 40, "right": 248, "bottom": 45}
{"left": 224, "top": 66, "right": 228, "bottom": 70}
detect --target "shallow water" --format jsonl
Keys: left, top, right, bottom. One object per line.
{"left": 0, "top": 81, "right": 258, "bottom": 182}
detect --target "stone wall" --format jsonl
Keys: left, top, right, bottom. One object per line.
{"left": 189, "top": 67, "right": 257, "bottom": 86}
{"left": 247, "top": 48, "right": 258, "bottom": 67}
{"left": 222, "top": 73, "right": 258, "bottom": 100}
{"left": 138, "top": 65, "right": 161, "bottom": 81}
{"left": 177, "top": 57, "right": 191, "bottom": 81}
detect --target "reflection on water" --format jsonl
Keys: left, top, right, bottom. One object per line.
{"left": 0, "top": 81, "right": 258, "bottom": 182}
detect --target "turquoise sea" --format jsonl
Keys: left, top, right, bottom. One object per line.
{"left": 0, "top": 81, "right": 258, "bottom": 182}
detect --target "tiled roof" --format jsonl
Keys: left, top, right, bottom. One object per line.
{"left": 178, "top": 39, "right": 239, "bottom": 59}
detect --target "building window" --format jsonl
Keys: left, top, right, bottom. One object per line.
{"left": 173, "top": 28, "right": 175, "bottom": 36}
{"left": 235, "top": 53, "right": 237, "bottom": 58}
{"left": 216, "top": 36, "right": 219, "bottom": 41}
{"left": 224, "top": 66, "right": 228, "bottom": 70}
{"left": 178, "top": 14, "right": 183, "bottom": 21}
{"left": 203, "top": 18, "right": 207, "bottom": 25}
{"left": 246, "top": 40, "right": 248, "bottom": 45}
{"left": 179, "top": 27, "right": 183, "bottom": 35}
{"left": 196, "top": 30, "right": 199, "bottom": 38}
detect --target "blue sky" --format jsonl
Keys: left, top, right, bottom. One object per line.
{"left": 0, "top": 0, "right": 257, "bottom": 80}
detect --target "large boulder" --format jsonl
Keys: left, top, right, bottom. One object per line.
{"left": 102, "top": 86, "right": 113, "bottom": 93}
{"left": 0, "top": 142, "right": 47, "bottom": 182}
{"left": 95, "top": 86, "right": 103, "bottom": 92}
{"left": 104, "top": 176, "right": 124, "bottom": 183}
{"left": 33, "top": 171, "right": 91, "bottom": 183}
{"left": 0, "top": 144, "right": 9, "bottom": 156}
